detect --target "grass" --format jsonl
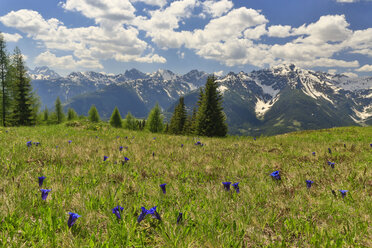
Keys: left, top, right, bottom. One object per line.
{"left": 0, "top": 124, "right": 371, "bottom": 247}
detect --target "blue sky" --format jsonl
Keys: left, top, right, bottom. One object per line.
{"left": 0, "top": 0, "right": 371, "bottom": 77}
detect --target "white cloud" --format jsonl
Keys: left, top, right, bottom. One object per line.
{"left": 177, "top": 50, "right": 185, "bottom": 59}
{"left": 342, "top": 72, "right": 358, "bottom": 77}
{"left": 356, "top": 64, "right": 372, "bottom": 72}
{"left": 2, "top": 32, "right": 22, "bottom": 42}
{"left": 34, "top": 51, "right": 103, "bottom": 70}
{"left": 336, "top": 0, "right": 358, "bottom": 2}
{"left": 328, "top": 69, "right": 337, "bottom": 74}
{"left": 214, "top": 70, "right": 224, "bottom": 76}
{"left": 296, "top": 58, "right": 359, "bottom": 68}
{"left": 267, "top": 25, "right": 293, "bottom": 38}
{"left": 202, "top": 0, "right": 233, "bottom": 18}
{"left": 130, "top": 0, "right": 168, "bottom": 7}
{"left": 244, "top": 24, "right": 267, "bottom": 40}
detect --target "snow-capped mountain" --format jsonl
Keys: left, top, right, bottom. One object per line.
{"left": 28, "top": 66, "right": 61, "bottom": 80}
{"left": 31, "top": 65, "right": 371, "bottom": 135}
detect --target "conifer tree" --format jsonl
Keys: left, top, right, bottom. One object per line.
{"left": 55, "top": 97, "right": 64, "bottom": 124}
{"left": 109, "top": 106, "right": 122, "bottom": 128}
{"left": 67, "top": 107, "right": 77, "bottom": 121}
{"left": 43, "top": 106, "right": 49, "bottom": 122}
{"left": 124, "top": 111, "right": 137, "bottom": 130}
{"left": 146, "top": 103, "right": 164, "bottom": 133}
{"left": 0, "top": 33, "right": 11, "bottom": 126}
{"left": 195, "top": 75, "right": 227, "bottom": 137}
{"left": 12, "top": 47, "right": 35, "bottom": 126}
{"left": 88, "top": 105, "right": 100, "bottom": 122}
{"left": 169, "top": 96, "right": 187, "bottom": 135}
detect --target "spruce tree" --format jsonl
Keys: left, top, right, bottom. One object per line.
{"left": 169, "top": 96, "right": 187, "bottom": 135}
{"left": 43, "top": 106, "right": 49, "bottom": 122}
{"left": 109, "top": 106, "right": 122, "bottom": 128}
{"left": 0, "top": 33, "right": 11, "bottom": 127}
{"left": 88, "top": 105, "right": 100, "bottom": 122}
{"left": 146, "top": 103, "right": 164, "bottom": 133}
{"left": 195, "top": 75, "right": 227, "bottom": 137}
{"left": 55, "top": 97, "right": 64, "bottom": 124}
{"left": 67, "top": 107, "right": 77, "bottom": 121}
{"left": 12, "top": 47, "right": 35, "bottom": 126}
{"left": 124, "top": 112, "right": 137, "bottom": 130}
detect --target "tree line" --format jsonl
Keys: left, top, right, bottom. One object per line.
{"left": 1, "top": 32, "right": 227, "bottom": 137}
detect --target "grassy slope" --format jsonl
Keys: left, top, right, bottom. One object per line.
{"left": 0, "top": 125, "right": 371, "bottom": 247}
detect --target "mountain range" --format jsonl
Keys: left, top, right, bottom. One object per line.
{"left": 29, "top": 65, "right": 371, "bottom": 135}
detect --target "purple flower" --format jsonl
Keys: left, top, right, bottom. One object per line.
{"left": 116, "top": 136, "right": 120, "bottom": 139}
{"left": 68, "top": 212, "right": 81, "bottom": 228}
{"left": 195, "top": 141, "right": 202, "bottom": 146}
{"left": 119, "top": 146, "right": 123, "bottom": 151}
{"left": 232, "top": 182, "right": 240, "bottom": 193}
{"left": 312, "top": 152, "right": 315, "bottom": 156}
{"left": 33, "top": 142, "right": 40, "bottom": 146}
{"left": 38, "top": 176, "right": 46, "bottom": 187}
{"left": 370, "top": 144, "right": 372, "bottom": 147}
{"left": 181, "top": 144, "right": 183, "bottom": 148}
{"left": 306, "top": 180, "right": 314, "bottom": 189}
{"left": 328, "top": 148, "right": 332, "bottom": 154}
{"left": 68, "top": 140, "right": 72, "bottom": 144}
{"left": 27, "top": 141, "right": 32, "bottom": 147}
{"left": 152, "top": 152, "right": 155, "bottom": 157}
{"left": 137, "top": 206, "right": 161, "bottom": 223}
{"left": 222, "top": 182, "right": 231, "bottom": 191}
{"left": 339, "top": 190, "right": 348, "bottom": 198}
{"left": 160, "top": 183, "right": 167, "bottom": 194}
{"left": 103, "top": 156, "right": 108, "bottom": 161}
{"left": 270, "top": 171, "right": 281, "bottom": 180}
{"left": 177, "top": 212, "right": 183, "bottom": 224}
{"left": 254, "top": 137, "right": 256, "bottom": 141}
{"left": 40, "top": 189, "right": 51, "bottom": 200}
{"left": 112, "top": 205, "right": 124, "bottom": 220}
{"left": 327, "top": 161, "right": 335, "bottom": 169}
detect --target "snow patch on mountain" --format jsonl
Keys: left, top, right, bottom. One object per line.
{"left": 351, "top": 105, "right": 372, "bottom": 123}
{"left": 218, "top": 85, "right": 228, "bottom": 94}
{"left": 255, "top": 95, "right": 280, "bottom": 118}
{"left": 254, "top": 80, "right": 280, "bottom": 98}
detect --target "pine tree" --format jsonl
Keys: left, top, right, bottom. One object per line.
{"left": 88, "top": 105, "right": 100, "bottom": 122}
{"left": 43, "top": 106, "right": 49, "bottom": 122}
{"left": 169, "top": 96, "right": 187, "bottom": 135}
{"left": 109, "top": 106, "right": 122, "bottom": 128}
{"left": 146, "top": 103, "right": 164, "bottom": 133}
{"left": 124, "top": 112, "right": 138, "bottom": 130}
{"left": 67, "top": 107, "right": 77, "bottom": 121}
{"left": 0, "top": 33, "right": 11, "bottom": 127}
{"left": 12, "top": 47, "right": 35, "bottom": 126}
{"left": 195, "top": 75, "right": 227, "bottom": 137}
{"left": 55, "top": 97, "right": 64, "bottom": 124}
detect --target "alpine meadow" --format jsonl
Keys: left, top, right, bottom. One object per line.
{"left": 1, "top": 0, "right": 372, "bottom": 247}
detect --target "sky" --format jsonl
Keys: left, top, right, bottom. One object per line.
{"left": 0, "top": 0, "right": 371, "bottom": 77}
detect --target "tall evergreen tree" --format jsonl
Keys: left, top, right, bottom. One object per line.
{"left": 67, "top": 107, "right": 77, "bottom": 121}
{"left": 109, "top": 106, "right": 122, "bottom": 128}
{"left": 43, "top": 106, "right": 49, "bottom": 122}
{"left": 124, "top": 112, "right": 138, "bottom": 130}
{"left": 184, "top": 107, "right": 197, "bottom": 135}
{"left": 55, "top": 97, "right": 64, "bottom": 124}
{"left": 195, "top": 75, "right": 227, "bottom": 137}
{"left": 12, "top": 47, "right": 35, "bottom": 126}
{"left": 88, "top": 105, "right": 100, "bottom": 122}
{"left": 169, "top": 96, "right": 187, "bottom": 134}
{"left": 0, "top": 33, "right": 12, "bottom": 126}
{"left": 146, "top": 103, "right": 164, "bottom": 133}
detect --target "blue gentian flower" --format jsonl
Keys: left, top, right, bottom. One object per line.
{"left": 306, "top": 180, "right": 314, "bottom": 189}
{"left": 103, "top": 156, "right": 108, "bottom": 161}
{"left": 68, "top": 212, "right": 81, "bottom": 228}
{"left": 27, "top": 141, "right": 32, "bottom": 147}
{"left": 119, "top": 146, "right": 123, "bottom": 151}
{"left": 177, "top": 212, "right": 183, "bottom": 224}
{"left": 124, "top": 157, "right": 129, "bottom": 162}
{"left": 68, "top": 140, "right": 72, "bottom": 144}
{"left": 370, "top": 144, "right": 372, "bottom": 147}
{"left": 33, "top": 142, "right": 40, "bottom": 146}
{"left": 328, "top": 148, "right": 332, "bottom": 154}
{"left": 312, "top": 152, "right": 315, "bottom": 156}
{"left": 222, "top": 182, "right": 231, "bottom": 191}
{"left": 38, "top": 176, "right": 46, "bottom": 187}
{"left": 40, "top": 189, "right": 51, "bottom": 200}
{"left": 195, "top": 141, "right": 202, "bottom": 146}
{"left": 344, "top": 144, "right": 346, "bottom": 148}
{"left": 339, "top": 190, "right": 348, "bottom": 198}
{"left": 152, "top": 152, "right": 155, "bottom": 157}
{"left": 137, "top": 206, "right": 161, "bottom": 223}
{"left": 232, "top": 182, "right": 240, "bottom": 193}
{"left": 181, "top": 144, "right": 183, "bottom": 148}
{"left": 112, "top": 205, "right": 124, "bottom": 220}
{"left": 327, "top": 161, "right": 335, "bottom": 169}
{"left": 160, "top": 183, "right": 167, "bottom": 194}
{"left": 254, "top": 137, "right": 256, "bottom": 141}
{"left": 270, "top": 171, "right": 281, "bottom": 180}
{"left": 116, "top": 136, "right": 120, "bottom": 139}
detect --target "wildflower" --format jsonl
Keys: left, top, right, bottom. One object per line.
{"left": 177, "top": 212, "right": 183, "bottom": 224}
{"left": 222, "top": 182, "right": 231, "bottom": 191}
{"left": 119, "top": 146, "right": 123, "bottom": 151}
{"left": 332, "top": 190, "right": 337, "bottom": 197}
{"left": 312, "top": 152, "right": 315, "bottom": 156}
{"left": 339, "top": 190, "right": 348, "bottom": 198}
{"left": 254, "top": 137, "right": 256, "bottom": 141}
{"left": 327, "top": 161, "right": 335, "bottom": 169}
{"left": 68, "top": 140, "right": 72, "bottom": 144}
{"left": 344, "top": 144, "right": 346, "bottom": 148}
{"left": 103, "top": 156, "right": 108, "bottom": 161}
{"left": 232, "top": 182, "right": 240, "bottom": 193}
{"left": 38, "top": 176, "right": 46, "bottom": 187}
{"left": 195, "top": 141, "right": 202, "bottom": 146}
{"left": 137, "top": 206, "right": 161, "bottom": 223}
{"left": 121, "top": 157, "right": 130, "bottom": 165}
{"left": 152, "top": 152, "right": 155, "bottom": 157}
{"left": 40, "top": 189, "right": 51, "bottom": 200}
{"left": 27, "top": 141, "right": 32, "bottom": 147}
{"left": 370, "top": 144, "right": 372, "bottom": 147}
{"left": 270, "top": 171, "right": 281, "bottom": 180}
{"left": 328, "top": 148, "right": 332, "bottom": 154}
{"left": 306, "top": 180, "right": 314, "bottom": 189}
{"left": 68, "top": 212, "right": 81, "bottom": 228}
{"left": 112, "top": 205, "right": 124, "bottom": 220}
{"left": 33, "top": 142, "right": 40, "bottom": 146}
{"left": 160, "top": 183, "right": 167, "bottom": 194}
{"left": 181, "top": 144, "right": 183, "bottom": 148}
{"left": 116, "top": 136, "right": 120, "bottom": 139}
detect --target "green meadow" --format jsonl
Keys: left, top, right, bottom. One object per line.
{"left": 0, "top": 124, "right": 371, "bottom": 247}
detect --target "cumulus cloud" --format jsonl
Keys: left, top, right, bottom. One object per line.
{"left": 202, "top": 0, "right": 233, "bottom": 18}
{"left": 356, "top": 64, "right": 372, "bottom": 72}
{"left": 2, "top": 32, "right": 22, "bottom": 42}
{"left": 130, "top": 0, "right": 168, "bottom": 7}
{"left": 267, "top": 25, "right": 293, "bottom": 38}
{"left": 342, "top": 72, "right": 358, "bottom": 77}
{"left": 336, "top": 0, "right": 358, "bottom": 2}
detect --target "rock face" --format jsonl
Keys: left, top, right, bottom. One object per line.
{"left": 30, "top": 65, "right": 371, "bottom": 135}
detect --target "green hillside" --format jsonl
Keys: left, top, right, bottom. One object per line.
{"left": 0, "top": 125, "right": 371, "bottom": 247}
